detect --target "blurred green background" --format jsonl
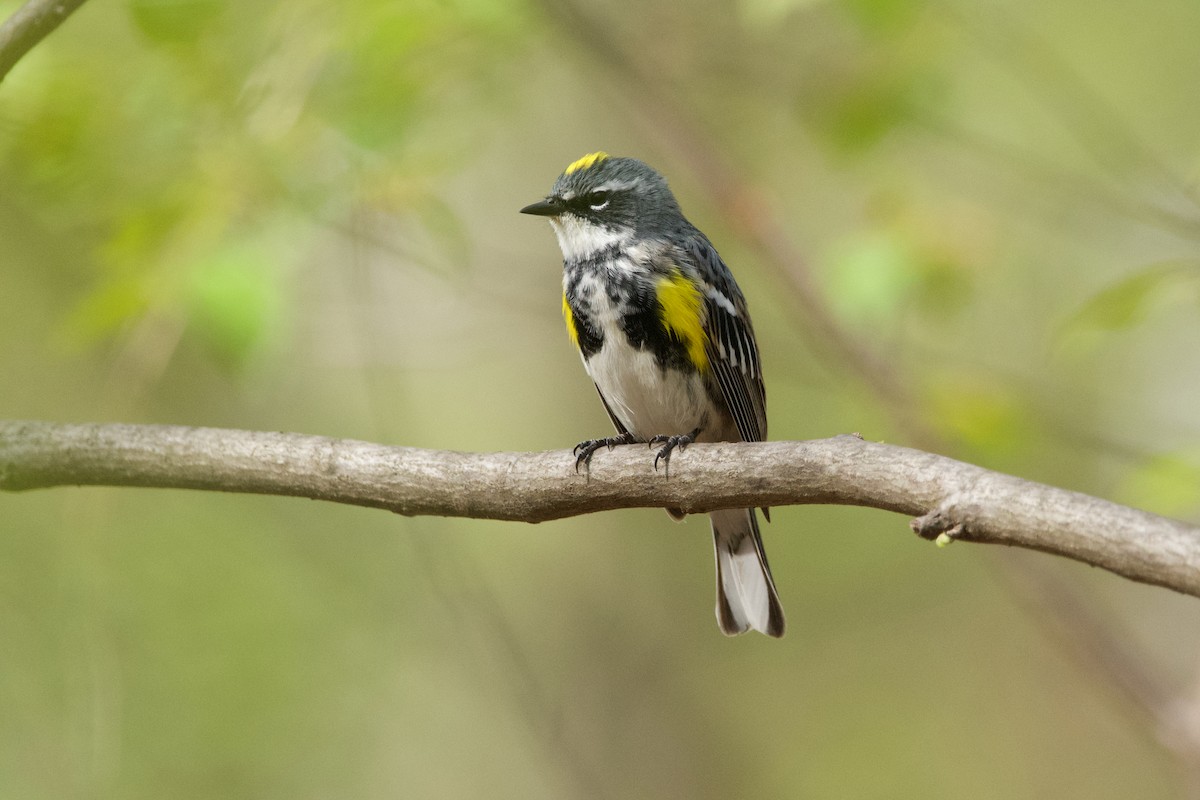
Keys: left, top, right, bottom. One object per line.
{"left": 3, "top": 0, "right": 1200, "bottom": 796}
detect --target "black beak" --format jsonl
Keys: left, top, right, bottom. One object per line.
{"left": 519, "top": 197, "right": 561, "bottom": 217}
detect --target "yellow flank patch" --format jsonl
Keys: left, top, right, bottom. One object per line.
{"left": 564, "top": 151, "right": 609, "bottom": 175}
{"left": 562, "top": 292, "right": 579, "bottom": 347}
{"left": 657, "top": 270, "right": 709, "bottom": 372}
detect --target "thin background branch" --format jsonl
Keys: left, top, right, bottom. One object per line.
{"left": 0, "top": 0, "right": 88, "bottom": 84}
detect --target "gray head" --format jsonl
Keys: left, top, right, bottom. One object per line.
{"left": 520, "top": 152, "right": 685, "bottom": 260}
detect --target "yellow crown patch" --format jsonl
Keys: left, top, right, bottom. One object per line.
{"left": 564, "top": 151, "right": 609, "bottom": 175}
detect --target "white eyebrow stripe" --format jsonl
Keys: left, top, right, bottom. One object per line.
{"left": 594, "top": 180, "right": 637, "bottom": 193}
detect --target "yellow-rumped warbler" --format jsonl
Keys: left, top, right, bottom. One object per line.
{"left": 521, "top": 152, "right": 785, "bottom": 637}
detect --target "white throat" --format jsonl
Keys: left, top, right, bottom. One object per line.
{"left": 549, "top": 215, "right": 631, "bottom": 261}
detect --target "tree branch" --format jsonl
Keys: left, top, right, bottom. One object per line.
{"left": 2, "top": 420, "right": 1198, "bottom": 597}
{"left": 0, "top": 0, "right": 88, "bottom": 84}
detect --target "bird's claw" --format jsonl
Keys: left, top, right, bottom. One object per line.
{"left": 572, "top": 432, "right": 635, "bottom": 473}
{"left": 650, "top": 429, "right": 699, "bottom": 474}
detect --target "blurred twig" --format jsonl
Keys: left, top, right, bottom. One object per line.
{"left": 3, "top": 420, "right": 1200, "bottom": 598}
{"left": 946, "top": 3, "right": 1200, "bottom": 214}
{"left": 408, "top": 529, "right": 613, "bottom": 798}
{"left": 999, "top": 560, "right": 1200, "bottom": 788}
{"left": 0, "top": 0, "right": 88, "bottom": 84}
{"left": 337, "top": 204, "right": 614, "bottom": 798}
{"left": 917, "top": 113, "right": 1200, "bottom": 242}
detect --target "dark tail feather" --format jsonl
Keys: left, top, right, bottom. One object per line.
{"left": 710, "top": 508, "right": 785, "bottom": 638}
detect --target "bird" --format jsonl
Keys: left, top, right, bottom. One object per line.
{"left": 520, "top": 152, "right": 785, "bottom": 637}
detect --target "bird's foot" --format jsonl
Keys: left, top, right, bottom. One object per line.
{"left": 573, "top": 432, "right": 637, "bottom": 472}
{"left": 650, "top": 428, "right": 701, "bottom": 475}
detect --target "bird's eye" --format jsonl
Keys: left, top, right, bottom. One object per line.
{"left": 587, "top": 191, "right": 610, "bottom": 211}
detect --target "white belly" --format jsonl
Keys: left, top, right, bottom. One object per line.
{"left": 584, "top": 336, "right": 709, "bottom": 441}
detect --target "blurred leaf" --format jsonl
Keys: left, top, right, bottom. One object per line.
{"left": 815, "top": 72, "right": 916, "bottom": 153}
{"left": 825, "top": 230, "right": 920, "bottom": 323}
{"left": 1116, "top": 451, "right": 1200, "bottom": 518}
{"left": 128, "top": 0, "right": 226, "bottom": 44}
{"left": 186, "top": 241, "right": 282, "bottom": 368}
{"left": 1067, "top": 261, "right": 1198, "bottom": 332}
{"left": 738, "top": 0, "right": 824, "bottom": 28}
{"left": 1056, "top": 260, "right": 1200, "bottom": 358}
{"left": 912, "top": 253, "right": 972, "bottom": 313}
{"left": 927, "top": 378, "right": 1029, "bottom": 456}
{"left": 59, "top": 274, "right": 151, "bottom": 347}
{"left": 5, "top": 83, "right": 93, "bottom": 194}
{"left": 308, "top": 7, "right": 444, "bottom": 151}
{"left": 100, "top": 198, "right": 190, "bottom": 268}
{"left": 804, "top": 46, "right": 944, "bottom": 155}
{"left": 311, "top": 57, "right": 420, "bottom": 152}
{"left": 840, "top": 0, "right": 926, "bottom": 33}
